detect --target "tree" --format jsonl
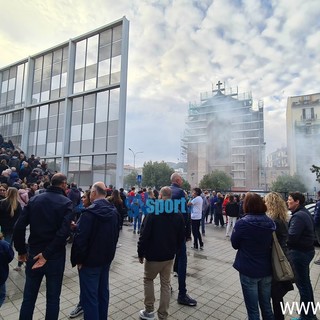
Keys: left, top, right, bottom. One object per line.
{"left": 271, "top": 174, "right": 307, "bottom": 193}
{"left": 310, "top": 164, "right": 320, "bottom": 183}
{"left": 181, "top": 179, "right": 191, "bottom": 192}
{"left": 199, "top": 170, "right": 233, "bottom": 191}
{"left": 142, "top": 161, "right": 174, "bottom": 190}
{"left": 123, "top": 170, "right": 138, "bottom": 189}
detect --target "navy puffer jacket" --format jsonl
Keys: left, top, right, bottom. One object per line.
{"left": 231, "top": 214, "right": 276, "bottom": 278}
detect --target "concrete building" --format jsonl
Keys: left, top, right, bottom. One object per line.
{"left": 182, "top": 82, "right": 265, "bottom": 191}
{"left": 266, "top": 147, "right": 288, "bottom": 168}
{"left": 265, "top": 147, "right": 290, "bottom": 190}
{"left": 0, "top": 17, "right": 129, "bottom": 189}
{"left": 287, "top": 93, "right": 320, "bottom": 192}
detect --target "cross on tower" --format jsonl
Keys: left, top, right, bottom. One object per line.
{"left": 216, "top": 81, "right": 223, "bottom": 90}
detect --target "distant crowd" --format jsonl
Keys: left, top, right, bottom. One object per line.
{"left": 0, "top": 132, "right": 319, "bottom": 320}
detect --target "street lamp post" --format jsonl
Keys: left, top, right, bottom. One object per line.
{"left": 128, "top": 148, "right": 143, "bottom": 170}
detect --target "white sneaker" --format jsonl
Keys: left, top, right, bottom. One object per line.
{"left": 69, "top": 304, "right": 83, "bottom": 318}
{"left": 139, "top": 309, "right": 155, "bottom": 320}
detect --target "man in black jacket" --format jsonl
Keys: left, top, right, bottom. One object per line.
{"left": 13, "top": 173, "right": 73, "bottom": 320}
{"left": 71, "top": 181, "right": 119, "bottom": 320}
{"left": 138, "top": 186, "right": 185, "bottom": 320}
{"left": 287, "top": 192, "right": 317, "bottom": 320}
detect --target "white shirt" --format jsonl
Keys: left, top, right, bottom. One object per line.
{"left": 191, "top": 196, "right": 203, "bottom": 220}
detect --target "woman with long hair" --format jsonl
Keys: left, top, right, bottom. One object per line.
{"left": 108, "top": 189, "right": 125, "bottom": 230}
{"left": 264, "top": 192, "right": 294, "bottom": 320}
{"left": 68, "top": 189, "right": 91, "bottom": 319}
{"left": 82, "top": 190, "right": 91, "bottom": 209}
{"left": 0, "top": 187, "right": 22, "bottom": 243}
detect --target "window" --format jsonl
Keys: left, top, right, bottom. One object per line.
{"left": 302, "top": 108, "right": 314, "bottom": 120}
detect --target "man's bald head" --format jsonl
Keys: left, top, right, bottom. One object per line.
{"left": 159, "top": 186, "right": 172, "bottom": 200}
{"left": 51, "top": 173, "right": 67, "bottom": 190}
{"left": 92, "top": 182, "right": 107, "bottom": 195}
{"left": 170, "top": 172, "right": 183, "bottom": 187}
{"left": 90, "top": 181, "right": 107, "bottom": 201}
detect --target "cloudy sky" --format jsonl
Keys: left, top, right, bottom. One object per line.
{"left": 1, "top": 0, "right": 319, "bottom": 167}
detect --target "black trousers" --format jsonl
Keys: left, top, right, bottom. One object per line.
{"left": 271, "top": 280, "right": 294, "bottom": 320}
{"left": 191, "top": 219, "right": 203, "bottom": 248}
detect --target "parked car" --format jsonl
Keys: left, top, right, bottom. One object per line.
{"left": 305, "top": 203, "right": 316, "bottom": 216}
{"left": 305, "top": 203, "right": 318, "bottom": 245}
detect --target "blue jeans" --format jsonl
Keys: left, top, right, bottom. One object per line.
{"left": 201, "top": 212, "right": 206, "bottom": 234}
{"left": 176, "top": 241, "right": 187, "bottom": 297}
{"left": 289, "top": 249, "right": 316, "bottom": 320}
{"left": 133, "top": 213, "right": 142, "bottom": 232}
{"left": 20, "top": 254, "right": 65, "bottom": 320}
{"left": 4, "top": 232, "right": 12, "bottom": 245}
{"left": 0, "top": 283, "right": 5, "bottom": 307}
{"left": 239, "top": 273, "right": 274, "bottom": 320}
{"left": 79, "top": 264, "right": 111, "bottom": 320}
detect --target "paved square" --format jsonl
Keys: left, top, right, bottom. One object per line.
{"left": 1, "top": 222, "right": 320, "bottom": 319}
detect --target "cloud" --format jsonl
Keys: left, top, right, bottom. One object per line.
{"left": 1, "top": 0, "right": 319, "bottom": 165}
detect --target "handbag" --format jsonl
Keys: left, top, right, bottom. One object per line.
{"left": 271, "top": 232, "right": 294, "bottom": 282}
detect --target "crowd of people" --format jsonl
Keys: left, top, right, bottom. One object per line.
{"left": 0, "top": 141, "right": 319, "bottom": 320}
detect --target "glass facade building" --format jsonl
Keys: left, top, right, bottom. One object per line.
{"left": 0, "top": 17, "right": 129, "bottom": 188}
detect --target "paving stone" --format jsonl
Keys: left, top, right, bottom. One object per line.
{"left": 1, "top": 222, "right": 320, "bottom": 320}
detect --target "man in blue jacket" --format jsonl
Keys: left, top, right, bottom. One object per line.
{"left": 71, "top": 181, "right": 119, "bottom": 320}
{"left": 170, "top": 173, "right": 197, "bottom": 307}
{"left": 13, "top": 173, "right": 73, "bottom": 320}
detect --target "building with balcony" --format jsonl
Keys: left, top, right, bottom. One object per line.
{"left": 265, "top": 147, "right": 290, "bottom": 190}
{"left": 0, "top": 17, "right": 129, "bottom": 189}
{"left": 287, "top": 93, "right": 320, "bottom": 192}
{"left": 182, "top": 82, "right": 265, "bottom": 191}
{"left": 266, "top": 147, "right": 288, "bottom": 168}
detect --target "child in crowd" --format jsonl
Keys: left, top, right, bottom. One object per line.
{"left": 0, "top": 229, "right": 14, "bottom": 307}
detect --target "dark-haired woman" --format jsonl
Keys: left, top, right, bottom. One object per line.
{"left": 187, "top": 188, "right": 203, "bottom": 250}
{"left": 287, "top": 192, "right": 316, "bottom": 320}
{"left": 0, "top": 184, "right": 8, "bottom": 200}
{"left": 68, "top": 190, "right": 91, "bottom": 319}
{"left": 225, "top": 194, "right": 239, "bottom": 237}
{"left": 108, "top": 189, "right": 125, "bottom": 230}
{"left": 231, "top": 192, "right": 275, "bottom": 320}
